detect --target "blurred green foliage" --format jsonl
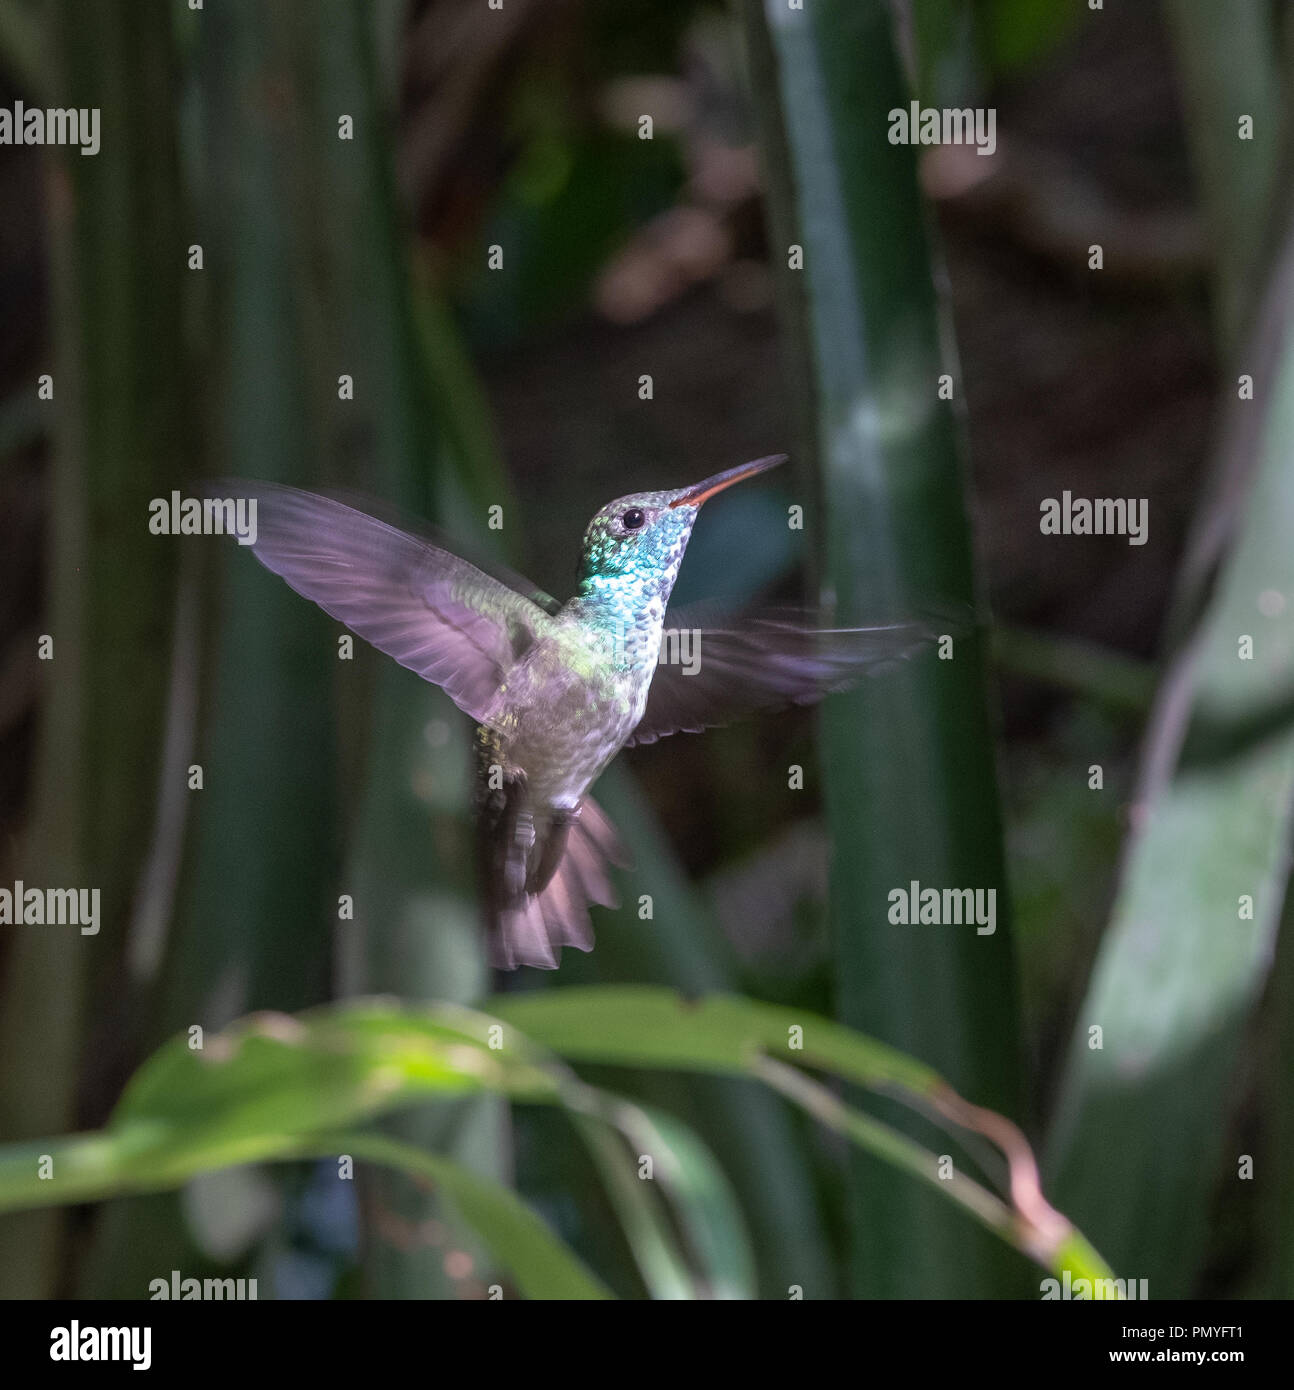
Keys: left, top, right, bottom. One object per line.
{"left": 0, "top": 991, "right": 1115, "bottom": 1293}
{"left": 0, "top": 0, "right": 1289, "bottom": 1301}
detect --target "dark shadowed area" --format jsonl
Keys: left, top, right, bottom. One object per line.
{"left": 0, "top": 0, "right": 1289, "bottom": 1305}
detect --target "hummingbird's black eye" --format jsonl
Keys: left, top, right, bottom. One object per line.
{"left": 621, "top": 508, "right": 645, "bottom": 531}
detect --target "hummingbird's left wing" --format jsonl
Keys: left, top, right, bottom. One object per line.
{"left": 626, "top": 604, "right": 949, "bottom": 747}
{"left": 216, "top": 482, "right": 559, "bottom": 724}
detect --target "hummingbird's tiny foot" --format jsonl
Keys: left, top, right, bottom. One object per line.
{"left": 525, "top": 808, "right": 575, "bottom": 896}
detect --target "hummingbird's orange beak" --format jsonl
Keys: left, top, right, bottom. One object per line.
{"left": 669, "top": 453, "right": 787, "bottom": 509}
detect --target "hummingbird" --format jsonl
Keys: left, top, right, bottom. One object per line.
{"left": 219, "top": 456, "right": 935, "bottom": 969}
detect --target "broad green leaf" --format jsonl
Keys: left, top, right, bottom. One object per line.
{"left": 0, "top": 1005, "right": 601, "bottom": 1300}
{"left": 112, "top": 1004, "right": 559, "bottom": 1178}
{"left": 493, "top": 986, "right": 1111, "bottom": 1286}
{"left": 1164, "top": 0, "right": 1283, "bottom": 356}
{"left": 0, "top": 992, "right": 1113, "bottom": 1292}
{"left": 491, "top": 986, "right": 937, "bottom": 1094}
{"left": 572, "top": 1117, "right": 694, "bottom": 1300}
{"left": 742, "top": 0, "right": 1023, "bottom": 1297}
{"left": 1048, "top": 222, "right": 1294, "bottom": 1294}
{"left": 0, "top": 0, "right": 188, "bottom": 1297}
{"left": 571, "top": 1100, "right": 756, "bottom": 1300}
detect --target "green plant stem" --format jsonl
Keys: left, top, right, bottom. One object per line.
{"left": 751, "top": 1055, "right": 1116, "bottom": 1290}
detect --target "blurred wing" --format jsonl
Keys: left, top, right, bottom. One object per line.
{"left": 219, "top": 481, "right": 558, "bottom": 724}
{"left": 627, "top": 603, "right": 947, "bottom": 747}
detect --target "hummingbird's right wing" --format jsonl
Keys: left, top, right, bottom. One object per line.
{"left": 626, "top": 604, "right": 951, "bottom": 746}
{"left": 217, "top": 482, "right": 559, "bottom": 725}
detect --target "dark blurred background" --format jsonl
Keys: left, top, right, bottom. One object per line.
{"left": 0, "top": 0, "right": 1290, "bottom": 1302}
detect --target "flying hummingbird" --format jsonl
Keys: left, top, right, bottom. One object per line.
{"left": 220, "top": 456, "right": 935, "bottom": 969}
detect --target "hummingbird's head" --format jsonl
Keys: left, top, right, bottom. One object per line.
{"left": 575, "top": 454, "right": 786, "bottom": 611}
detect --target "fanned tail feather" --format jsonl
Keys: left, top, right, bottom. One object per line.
{"left": 477, "top": 766, "right": 628, "bottom": 969}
